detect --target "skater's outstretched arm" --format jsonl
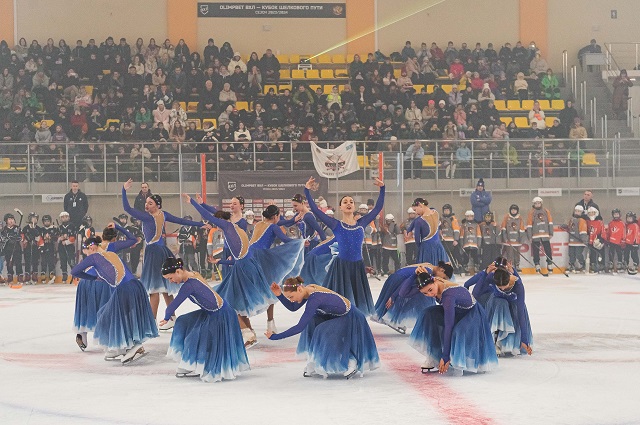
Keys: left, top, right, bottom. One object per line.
{"left": 304, "top": 186, "right": 338, "bottom": 230}
{"left": 464, "top": 270, "right": 486, "bottom": 289}
{"left": 188, "top": 198, "right": 234, "bottom": 233}
{"left": 304, "top": 213, "right": 327, "bottom": 241}
{"left": 395, "top": 275, "right": 420, "bottom": 299}
{"left": 164, "top": 211, "right": 204, "bottom": 227}
{"left": 109, "top": 223, "right": 138, "bottom": 252}
{"left": 71, "top": 255, "right": 100, "bottom": 280}
{"left": 270, "top": 223, "right": 294, "bottom": 244}
{"left": 269, "top": 295, "right": 322, "bottom": 340}
{"left": 121, "top": 186, "right": 148, "bottom": 221}
{"left": 359, "top": 182, "right": 386, "bottom": 226}
{"left": 163, "top": 281, "right": 195, "bottom": 321}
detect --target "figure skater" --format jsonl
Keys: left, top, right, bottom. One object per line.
{"left": 464, "top": 257, "right": 533, "bottom": 356}
{"left": 71, "top": 236, "right": 158, "bottom": 364}
{"left": 298, "top": 236, "right": 336, "bottom": 285}
{"left": 409, "top": 267, "right": 498, "bottom": 375}
{"left": 266, "top": 276, "right": 379, "bottom": 379}
{"left": 74, "top": 222, "right": 137, "bottom": 352}
{"left": 122, "top": 178, "right": 207, "bottom": 329}
{"left": 160, "top": 257, "right": 250, "bottom": 382}
{"left": 303, "top": 176, "right": 385, "bottom": 315}
{"left": 408, "top": 198, "right": 450, "bottom": 265}
{"left": 278, "top": 193, "right": 327, "bottom": 253}
{"left": 373, "top": 261, "right": 454, "bottom": 334}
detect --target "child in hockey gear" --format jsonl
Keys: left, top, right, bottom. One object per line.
{"left": 115, "top": 213, "right": 130, "bottom": 266}
{"left": 501, "top": 204, "right": 526, "bottom": 272}
{"left": 57, "top": 211, "right": 76, "bottom": 283}
{"left": 607, "top": 209, "right": 625, "bottom": 273}
{"left": 480, "top": 212, "right": 499, "bottom": 270}
{"left": 40, "top": 215, "right": 58, "bottom": 284}
{"left": 440, "top": 204, "right": 462, "bottom": 274}
{"left": 587, "top": 207, "right": 606, "bottom": 273}
{"left": 177, "top": 216, "right": 199, "bottom": 272}
{"left": 527, "top": 197, "right": 554, "bottom": 275}
{"left": 380, "top": 214, "right": 400, "bottom": 275}
{"left": 77, "top": 215, "right": 95, "bottom": 261}
{"left": 126, "top": 217, "right": 144, "bottom": 276}
{"left": 22, "top": 212, "right": 41, "bottom": 284}
{"left": 1, "top": 214, "right": 24, "bottom": 284}
{"left": 244, "top": 210, "right": 256, "bottom": 239}
{"left": 460, "top": 211, "right": 481, "bottom": 275}
{"left": 402, "top": 208, "right": 418, "bottom": 265}
{"left": 566, "top": 206, "right": 588, "bottom": 272}
{"left": 624, "top": 212, "right": 639, "bottom": 275}
{"left": 196, "top": 225, "right": 212, "bottom": 279}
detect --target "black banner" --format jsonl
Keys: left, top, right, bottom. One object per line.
{"left": 219, "top": 171, "right": 327, "bottom": 212}
{"left": 198, "top": 2, "right": 346, "bottom": 18}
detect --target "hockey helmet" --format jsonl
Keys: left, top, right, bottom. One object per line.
{"left": 509, "top": 204, "right": 519, "bottom": 215}
{"left": 42, "top": 214, "right": 52, "bottom": 223}
{"left": 385, "top": 213, "right": 395, "bottom": 221}
{"left": 284, "top": 210, "right": 295, "bottom": 218}
{"left": 326, "top": 209, "right": 334, "bottom": 216}
{"left": 612, "top": 208, "right": 621, "bottom": 218}
{"left": 3, "top": 213, "right": 15, "bottom": 222}
{"left": 83, "top": 215, "right": 93, "bottom": 225}
{"left": 532, "top": 197, "right": 543, "bottom": 204}
{"left": 358, "top": 204, "right": 369, "bottom": 211}
{"left": 28, "top": 212, "right": 39, "bottom": 222}
{"left": 587, "top": 206, "right": 599, "bottom": 218}
{"left": 574, "top": 205, "right": 584, "bottom": 213}
{"left": 407, "top": 207, "right": 416, "bottom": 214}
{"left": 465, "top": 210, "right": 475, "bottom": 217}
{"left": 244, "top": 210, "right": 255, "bottom": 217}
{"left": 484, "top": 211, "right": 494, "bottom": 221}
{"left": 626, "top": 211, "right": 636, "bottom": 221}
{"left": 183, "top": 215, "right": 193, "bottom": 221}
{"left": 442, "top": 203, "right": 452, "bottom": 212}
{"left": 59, "top": 211, "right": 70, "bottom": 218}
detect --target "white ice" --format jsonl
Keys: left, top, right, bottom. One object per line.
{"left": 1, "top": 274, "right": 639, "bottom": 425}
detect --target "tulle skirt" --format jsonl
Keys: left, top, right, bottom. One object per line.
{"left": 213, "top": 256, "right": 276, "bottom": 317}
{"left": 167, "top": 303, "right": 250, "bottom": 382}
{"left": 299, "top": 252, "right": 333, "bottom": 285}
{"left": 296, "top": 308, "right": 379, "bottom": 376}
{"left": 417, "top": 238, "right": 450, "bottom": 265}
{"left": 73, "top": 278, "right": 114, "bottom": 333}
{"left": 93, "top": 279, "right": 159, "bottom": 351}
{"left": 409, "top": 304, "right": 498, "bottom": 373}
{"left": 323, "top": 257, "right": 374, "bottom": 316}
{"left": 252, "top": 239, "right": 305, "bottom": 284}
{"left": 484, "top": 294, "right": 533, "bottom": 355}
{"left": 141, "top": 243, "right": 179, "bottom": 295}
{"left": 373, "top": 274, "right": 435, "bottom": 328}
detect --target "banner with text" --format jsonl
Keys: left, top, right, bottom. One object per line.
{"left": 218, "top": 171, "right": 327, "bottom": 213}
{"left": 198, "top": 3, "right": 346, "bottom": 18}
{"left": 310, "top": 141, "right": 359, "bottom": 179}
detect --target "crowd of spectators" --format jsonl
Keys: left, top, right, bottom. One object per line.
{"left": 0, "top": 36, "right": 589, "bottom": 181}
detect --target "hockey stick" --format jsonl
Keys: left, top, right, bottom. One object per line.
{"left": 14, "top": 208, "right": 23, "bottom": 228}
{"left": 505, "top": 240, "right": 535, "bottom": 267}
{"left": 539, "top": 246, "right": 570, "bottom": 277}
{"left": 442, "top": 242, "right": 461, "bottom": 270}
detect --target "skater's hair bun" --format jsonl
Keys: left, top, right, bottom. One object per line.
{"left": 150, "top": 194, "right": 162, "bottom": 208}
{"left": 412, "top": 197, "right": 428, "bottom": 207}
{"left": 233, "top": 196, "right": 245, "bottom": 208}
{"left": 214, "top": 210, "right": 232, "bottom": 221}
{"left": 291, "top": 193, "right": 305, "bottom": 204}
{"left": 282, "top": 276, "right": 304, "bottom": 292}
{"left": 416, "top": 272, "right": 435, "bottom": 289}
{"left": 437, "top": 261, "right": 454, "bottom": 279}
{"left": 162, "top": 257, "right": 184, "bottom": 275}
{"left": 82, "top": 236, "right": 102, "bottom": 249}
{"left": 262, "top": 205, "right": 280, "bottom": 219}
{"left": 102, "top": 226, "right": 118, "bottom": 242}
{"left": 493, "top": 268, "right": 510, "bottom": 287}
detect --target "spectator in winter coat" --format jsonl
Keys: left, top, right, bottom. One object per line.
{"left": 470, "top": 178, "right": 492, "bottom": 223}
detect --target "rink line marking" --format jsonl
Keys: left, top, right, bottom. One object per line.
{"left": 0, "top": 400, "right": 145, "bottom": 425}
{"left": 612, "top": 291, "right": 640, "bottom": 295}
{"left": 375, "top": 334, "right": 495, "bottom": 425}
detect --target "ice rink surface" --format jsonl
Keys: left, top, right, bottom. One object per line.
{"left": 1, "top": 273, "right": 639, "bottom": 425}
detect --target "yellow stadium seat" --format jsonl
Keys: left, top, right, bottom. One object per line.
{"left": 187, "top": 119, "right": 202, "bottom": 130}
{"left": 320, "top": 69, "right": 334, "bottom": 79}
{"left": 357, "top": 155, "right": 370, "bottom": 168}
{"left": 323, "top": 85, "right": 335, "bottom": 94}
{"left": 338, "top": 84, "right": 345, "bottom": 92}
{"left": 306, "top": 69, "right": 320, "bottom": 79}
{"left": 494, "top": 100, "right": 507, "bottom": 111}
{"left": 332, "top": 54, "right": 346, "bottom": 64}
{"left": 507, "top": 100, "right": 522, "bottom": 111}
{"left": 202, "top": 118, "right": 217, "bottom": 129}
{"left": 422, "top": 155, "right": 437, "bottom": 168}
{"left": 413, "top": 84, "right": 425, "bottom": 93}
{"left": 276, "top": 54, "right": 289, "bottom": 64}
{"left": 334, "top": 69, "right": 349, "bottom": 78}
{"left": 545, "top": 117, "right": 556, "bottom": 128}
{"left": 393, "top": 69, "right": 401, "bottom": 78}
{"left": 551, "top": 99, "right": 565, "bottom": 110}
{"left": 500, "top": 117, "right": 513, "bottom": 126}
{"left": 179, "top": 102, "right": 187, "bottom": 111}
{"left": 291, "top": 69, "right": 305, "bottom": 79}
{"left": 346, "top": 54, "right": 356, "bottom": 63}
{"left": 289, "top": 54, "right": 300, "bottom": 64}
{"left": 458, "top": 84, "right": 466, "bottom": 91}
{"left": 521, "top": 100, "right": 534, "bottom": 110}
{"left": 83, "top": 85, "right": 94, "bottom": 96}
{"left": 279, "top": 69, "right": 291, "bottom": 80}
{"left": 187, "top": 102, "right": 199, "bottom": 112}
{"left": 317, "top": 54, "right": 332, "bottom": 64}
{"left": 537, "top": 99, "right": 551, "bottom": 110}
{"left": 440, "top": 84, "right": 452, "bottom": 94}
{"left": 308, "top": 84, "right": 322, "bottom": 92}
{"left": 426, "top": 85, "right": 434, "bottom": 94}
{"left": 278, "top": 84, "right": 292, "bottom": 93}
{"left": 236, "top": 101, "right": 250, "bottom": 111}
{"left": 0, "top": 158, "right": 10, "bottom": 171}
{"left": 102, "top": 69, "right": 111, "bottom": 75}
{"left": 263, "top": 84, "right": 278, "bottom": 94}
{"left": 514, "top": 117, "right": 529, "bottom": 128}
{"left": 582, "top": 153, "right": 600, "bottom": 166}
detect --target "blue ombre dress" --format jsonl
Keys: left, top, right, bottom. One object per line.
{"left": 373, "top": 263, "right": 436, "bottom": 329}
{"left": 304, "top": 185, "right": 385, "bottom": 316}
{"left": 299, "top": 236, "right": 336, "bottom": 285}
{"left": 465, "top": 270, "right": 532, "bottom": 355}
{"left": 409, "top": 285, "right": 498, "bottom": 374}
{"left": 122, "top": 187, "right": 204, "bottom": 295}
{"left": 73, "top": 223, "right": 137, "bottom": 334}
{"left": 278, "top": 211, "right": 327, "bottom": 254}
{"left": 189, "top": 199, "right": 275, "bottom": 317}
{"left": 197, "top": 202, "right": 248, "bottom": 278}
{"left": 247, "top": 221, "right": 305, "bottom": 284}
{"left": 271, "top": 285, "right": 379, "bottom": 377}
{"left": 71, "top": 250, "right": 158, "bottom": 351}
{"left": 407, "top": 210, "right": 450, "bottom": 265}
{"left": 164, "top": 274, "right": 250, "bottom": 382}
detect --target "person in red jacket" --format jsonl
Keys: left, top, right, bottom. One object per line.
{"left": 624, "top": 212, "right": 639, "bottom": 274}
{"left": 607, "top": 209, "right": 626, "bottom": 273}
{"left": 586, "top": 207, "right": 606, "bottom": 273}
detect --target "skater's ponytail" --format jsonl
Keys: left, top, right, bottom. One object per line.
{"left": 282, "top": 276, "right": 304, "bottom": 292}
{"left": 437, "top": 261, "right": 454, "bottom": 279}
{"left": 262, "top": 205, "right": 280, "bottom": 219}
{"left": 82, "top": 236, "right": 102, "bottom": 249}
{"left": 162, "top": 257, "right": 184, "bottom": 275}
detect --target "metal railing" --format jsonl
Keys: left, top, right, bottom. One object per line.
{"left": 604, "top": 42, "right": 640, "bottom": 72}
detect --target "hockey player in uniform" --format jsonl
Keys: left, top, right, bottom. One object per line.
{"left": 624, "top": 212, "right": 639, "bottom": 274}
{"left": 607, "top": 209, "right": 625, "bottom": 274}
{"left": 479, "top": 211, "right": 499, "bottom": 270}
{"left": 439, "top": 204, "right": 462, "bottom": 274}
{"left": 402, "top": 208, "right": 418, "bottom": 265}
{"left": 380, "top": 214, "right": 400, "bottom": 275}
{"left": 1, "top": 214, "right": 24, "bottom": 284}
{"left": 527, "top": 197, "right": 554, "bottom": 276}
{"left": 40, "top": 215, "right": 58, "bottom": 284}
{"left": 460, "top": 210, "right": 481, "bottom": 276}
{"left": 177, "top": 215, "right": 199, "bottom": 272}
{"left": 57, "top": 211, "right": 76, "bottom": 283}
{"left": 566, "top": 205, "right": 588, "bottom": 272}
{"left": 115, "top": 213, "right": 130, "bottom": 266}
{"left": 22, "top": 212, "right": 42, "bottom": 284}
{"left": 127, "top": 217, "right": 144, "bottom": 276}
{"left": 586, "top": 207, "right": 606, "bottom": 273}
{"left": 195, "top": 224, "right": 212, "bottom": 279}
{"left": 244, "top": 210, "right": 256, "bottom": 239}
{"left": 501, "top": 204, "right": 526, "bottom": 272}
{"left": 77, "top": 215, "right": 95, "bottom": 260}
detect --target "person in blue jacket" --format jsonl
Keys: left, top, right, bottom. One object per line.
{"left": 470, "top": 178, "right": 492, "bottom": 223}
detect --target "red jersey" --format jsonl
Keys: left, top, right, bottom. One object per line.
{"left": 587, "top": 219, "right": 605, "bottom": 245}
{"left": 607, "top": 219, "right": 626, "bottom": 245}
{"left": 625, "top": 222, "right": 640, "bottom": 245}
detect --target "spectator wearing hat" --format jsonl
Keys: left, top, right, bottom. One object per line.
{"left": 470, "top": 178, "right": 492, "bottom": 223}
{"left": 153, "top": 100, "right": 170, "bottom": 131}
{"left": 228, "top": 52, "right": 247, "bottom": 74}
